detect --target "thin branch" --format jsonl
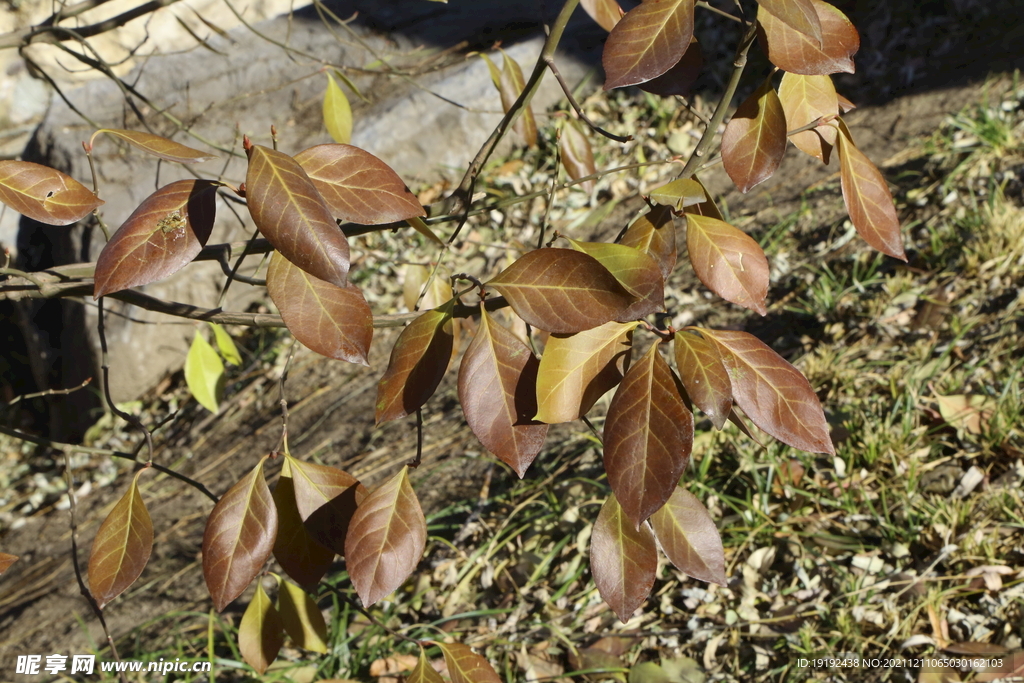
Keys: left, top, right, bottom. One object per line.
{"left": 0, "top": 0, "right": 182, "bottom": 49}
{"left": 407, "top": 409, "right": 424, "bottom": 469}
{"left": 695, "top": 0, "right": 743, "bottom": 23}
{"left": 97, "top": 298, "right": 155, "bottom": 463}
{"left": 7, "top": 377, "right": 92, "bottom": 406}
{"left": 544, "top": 55, "right": 631, "bottom": 143}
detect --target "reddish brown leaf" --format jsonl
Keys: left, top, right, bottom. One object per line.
{"left": 685, "top": 213, "right": 770, "bottom": 315}
{"left": 0, "top": 160, "right": 103, "bottom": 226}
{"left": 836, "top": 120, "right": 906, "bottom": 260}
{"left": 435, "top": 642, "right": 502, "bottom": 683}
{"left": 756, "top": 0, "right": 859, "bottom": 75}
{"left": 603, "top": 0, "right": 695, "bottom": 89}
{"left": 376, "top": 304, "right": 455, "bottom": 424}
{"left": 408, "top": 649, "right": 446, "bottom": 683}
{"left": 640, "top": 37, "right": 703, "bottom": 98}
{"left": 287, "top": 455, "right": 365, "bottom": 556}
{"left": 93, "top": 179, "right": 218, "bottom": 298}
{"left": 345, "top": 466, "right": 426, "bottom": 607}
{"left": 266, "top": 251, "right": 373, "bottom": 364}
{"left": 497, "top": 52, "right": 538, "bottom": 148}
{"left": 755, "top": 0, "right": 822, "bottom": 45}
{"left": 238, "top": 582, "right": 284, "bottom": 675}
{"left": 684, "top": 175, "right": 725, "bottom": 221}
{"left": 704, "top": 329, "right": 834, "bottom": 454}
{"left": 722, "top": 78, "right": 788, "bottom": 193}
{"left": 293, "top": 144, "right": 425, "bottom": 225}
{"left": 458, "top": 308, "right": 549, "bottom": 477}
{"left": 560, "top": 119, "right": 597, "bottom": 193}
{"left": 202, "top": 456, "right": 278, "bottom": 612}
{"left": 87, "top": 469, "right": 153, "bottom": 609}
{"left": 92, "top": 129, "right": 217, "bottom": 163}
{"left": 674, "top": 330, "right": 732, "bottom": 429}
{"left": 581, "top": 0, "right": 624, "bottom": 31}
{"left": 0, "top": 553, "right": 18, "bottom": 575}
{"left": 272, "top": 462, "right": 334, "bottom": 589}
{"left": 778, "top": 72, "right": 839, "bottom": 163}
{"left": 604, "top": 343, "right": 693, "bottom": 528}
{"left": 487, "top": 249, "right": 635, "bottom": 334}
{"left": 620, "top": 205, "right": 677, "bottom": 281}
{"left": 535, "top": 321, "right": 638, "bottom": 424}
{"left": 649, "top": 486, "right": 726, "bottom": 584}
{"left": 566, "top": 238, "right": 665, "bottom": 321}
{"left": 245, "top": 144, "right": 350, "bottom": 287}
{"left": 590, "top": 493, "right": 657, "bottom": 622}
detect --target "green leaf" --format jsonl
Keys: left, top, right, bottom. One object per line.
{"left": 323, "top": 72, "right": 353, "bottom": 144}
{"left": 185, "top": 329, "right": 224, "bottom": 413}
{"left": 238, "top": 582, "right": 284, "bottom": 675}
{"left": 210, "top": 323, "right": 242, "bottom": 366}
{"left": 277, "top": 578, "right": 328, "bottom": 653}
{"left": 649, "top": 178, "right": 706, "bottom": 211}
{"left": 629, "top": 662, "right": 671, "bottom": 683}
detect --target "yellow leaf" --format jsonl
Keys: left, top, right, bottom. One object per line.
{"left": 185, "top": 329, "right": 224, "bottom": 412}
{"left": 209, "top": 323, "right": 242, "bottom": 365}
{"left": 323, "top": 73, "right": 353, "bottom": 144}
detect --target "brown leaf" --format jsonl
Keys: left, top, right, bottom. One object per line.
{"left": 87, "top": 469, "right": 153, "bottom": 608}
{"left": 836, "top": 93, "right": 857, "bottom": 113}
{"left": 287, "top": 455, "right": 365, "bottom": 556}
{"left": 202, "top": 456, "right": 278, "bottom": 612}
{"left": 535, "top": 321, "right": 638, "bottom": 424}
{"left": 0, "top": 553, "right": 18, "bottom": 575}
{"left": 936, "top": 394, "right": 995, "bottom": 436}
{"left": 778, "top": 72, "right": 839, "bottom": 163}
{"left": 640, "top": 38, "right": 703, "bottom": 98}
{"left": 344, "top": 466, "right": 426, "bottom": 607}
{"left": 561, "top": 120, "right": 597, "bottom": 193}
{"left": 435, "top": 642, "right": 502, "bottom": 683}
{"left": 581, "top": 0, "right": 624, "bottom": 31}
{"left": 566, "top": 238, "right": 665, "bottom": 321}
{"left": 408, "top": 649, "right": 446, "bottom": 683}
{"left": 684, "top": 175, "right": 724, "bottom": 221}
{"left": 603, "top": 0, "right": 695, "bottom": 89}
{"left": 604, "top": 343, "right": 693, "bottom": 528}
{"left": 93, "top": 129, "right": 216, "bottom": 163}
{"left": 93, "top": 179, "right": 218, "bottom": 298}
{"left": 245, "top": 144, "right": 350, "bottom": 287}
{"left": 376, "top": 304, "right": 455, "bottom": 423}
{"left": 620, "top": 205, "right": 677, "bottom": 281}
{"left": 836, "top": 119, "right": 906, "bottom": 260}
{"left": 458, "top": 308, "right": 549, "bottom": 477}
{"left": 674, "top": 330, "right": 732, "bottom": 429}
{"left": 755, "top": 0, "right": 822, "bottom": 45}
{"left": 277, "top": 578, "right": 328, "bottom": 653}
{"left": 266, "top": 251, "right": 373, "bottom": 364}
{"left": 649, "top": 486, "right": 726, "bottom": 584}
{"left": 685, "top": 213, "right": 770, "bottom": 315}
{"left": 703, "top": 329, "right": 834, "bottom": 454}
{"left": 487, "top": 248, "right": 635, "bottom": 334}
{"left": 272, "top": 461, "right": 334, "bottom": 589}
{"left": 722, "top": 78, "right": 788, "bottom": 193}
{"left": 590, "top": 493, "right": 657, "bottom": 622}
{"left": 0, "top": 160, "right": 103, "bottom": 226}
{"left": 238, "top": 582, "right": 284, "bottom": 675}
{"left": 756, "top": 0, "right": 859, "bottom": 75}
{"left": 293, "top": 144, "right": 424, "bottom": 225}
{"left": 498, "top": 52, "right": 538, "bottom": 148}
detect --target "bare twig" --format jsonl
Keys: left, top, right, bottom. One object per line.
{"left": 407, "top": 408, "right": 424, "bottom": 469}
{"left": 97, "top": 298, "right": 155, "bottom": 464}
{"left": 544, "top": 55, "right": 631, "bottom": 143}
{"left": 7, "top": 377, "right": 92, "bottom": 406}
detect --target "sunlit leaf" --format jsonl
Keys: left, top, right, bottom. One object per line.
{"left": 560, "top": 119, "right": 597, "bottom": 193}
{"left": 87, "top": 468, "right": 153, "bottom": 608}
{"left": 649, "top": 178, "right": 706, "bottom": 211}
{"left": 499, "top": 51, "right": 538, "bottom": 148}
{"left": 936, "top": 394, "right": 995, "bottom": 436}
{"left": 685, "top": 213, "right": 770, "bottom": 315}
{"left": 581, "top": 0, "right": 624, "bottom": 31}
{"left": 722, "top": 78, "right": 788, "bottom": 193}
{"left": 266, "top": 251, "right": 373, "bottom": 364}
{"left": 565, "top": 239, "right": 664, "bottom": 321}
{"left": 406, "top": 216, "right": 444, "bottom": 246}
{"left": 345, "top": 466, "right": 426, "bottom": 607}
{"left": 0, "top": 160, "right": 103, "bottom": 226}
{"left": 277, "top": 578, "right": 328, "bottom": 653}
{"left": 458, "top": 308, "right": 549, "bottom": 477}
{"left": 487, "top": 249, "right": 635, "bottom": 334}
{"left": 287, "top": 454, "right": 365, "bottom": 557}
{"left": 272, "top": 462, "right": 334, "bottom": 589}
{"left": 590, "top": 494, "right": 657, "bottom": 622}
{"left": 535, "top": 321, "right": 638, "bottom": 424}
{"left": 620, "top": 205, "right": 677, "bottom": 280}
{"left": 756, "top": 0, "right": 859, "bottom": 75}
{"left": 403, "top": 264, "right": 453, "bottom": 312}
{"left": 93, "top": 179, "right": 218, "bottom": 298}
{"left": 629, "top": 662, "right": 670, "bottom": 683}
{"left": 293, "top": 144, "right": 425, "bottom": 225}
{"left": 435, "top": 642, "right": 502, "bottom": 683}
{"left": 210, "top": 323, "right": 243, "bottom": 366}
{"left": 408, "top": 649, "right": 445, "bottom": 683}
{"left": 376, "top": 303, "right": 455, "bottom": 423}
{"left": 674, "top": 330, "right": 732, "bottom": 429}
{"left": 684, "top": 175, "right": 724, "bottom": 221}
{"left": 778, "top": 72, "right": 838, "bottom": 162}
{"left": 603, "top": 0, "right": 695, "bottom": 89}
{"left": 92, "top": 129, "right": 216, "bottom": 163}
{"left": 703, "top": 329, "right": 834, "bottom": 454}
{"left": 604, "top": 343, "right": 693, "bottom": 528}
{"left": 755, "top": 0, "right": 822, "bottom": 45}
{"left": 836, "top": 119, "right": 906, "bottom": 260}
{"left": 0, "top": 553, "right": 18, "bottom": 574}
{"left": 649, "top": 486, "right": 726, "bottom": 584}
{"left": 836, "top": 93, "right": 857, "bottom": 113}
{"left": 245, "top": 144, "right": 350, "bottom": 287}
{"left": 640, "top": 37, "right": 703, "bottom": 97}
{"left": 185, "top": 329, "right": 224, "bottom": 413}
{"left": 324, "top": 72, "right": 353, "bottom": 144}
{"left": 203, "top": 456, "right": 278, "bottom": 612}
{"left": 238, "top": 582, "right": 284, "bottom": 675}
